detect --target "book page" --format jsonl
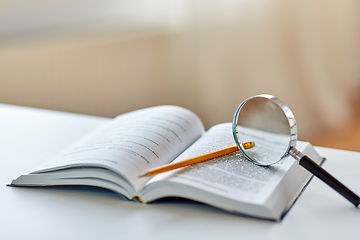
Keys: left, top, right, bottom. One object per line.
{"left": 32, "top": 106, "right": 204, "bottom": 192}
{"left": 143, "top": 123, "right": 296, "bottom": 204}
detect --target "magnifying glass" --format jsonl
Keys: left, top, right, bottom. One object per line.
{"left": 233, "top": 94, "right": 360, "bottom": 207}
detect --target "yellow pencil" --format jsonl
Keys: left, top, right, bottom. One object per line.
{"left": 139, "top": 141, "right": 254, "bottom": 177}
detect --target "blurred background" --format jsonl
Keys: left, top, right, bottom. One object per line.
{"left": 1, "top": 0, "right": 360, "bottom": 151}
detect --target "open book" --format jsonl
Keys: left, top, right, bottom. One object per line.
{"left": 10, "top": 105, "right": 323, "bottom": 221}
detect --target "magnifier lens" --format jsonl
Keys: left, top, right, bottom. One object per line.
{"left": 232, "top": 95, "right": 295, "bottom": 166}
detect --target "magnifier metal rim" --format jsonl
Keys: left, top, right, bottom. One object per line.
{"left": 232, "top": 94, "right": 298, "bottom": 166}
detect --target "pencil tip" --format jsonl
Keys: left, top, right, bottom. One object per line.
{"left": 138, "top": 172, "right": 150, "bottom": 178}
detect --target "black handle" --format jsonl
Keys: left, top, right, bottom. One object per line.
{"left": 299, "top": 155, "right": 360, "bottom": 207}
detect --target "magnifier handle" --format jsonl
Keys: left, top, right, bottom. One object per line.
{"left": 290, "top": 148, "right": 360, "bottom": 207}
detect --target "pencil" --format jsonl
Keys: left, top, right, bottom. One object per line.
{"left": 139, "top": 141, "right": 254, "bottom": 177}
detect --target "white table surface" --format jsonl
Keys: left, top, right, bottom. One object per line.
{"left": 1, "top": 104, "right": 359, "bottom": 240}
